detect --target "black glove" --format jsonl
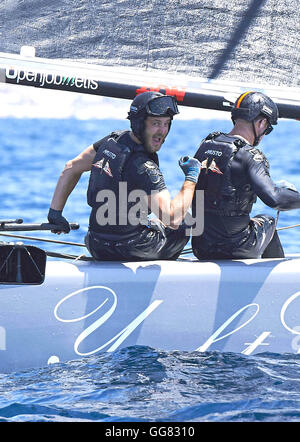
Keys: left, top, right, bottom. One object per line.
{"left": 179, "top": 156, "right": 201, "bottom": 183}
{"left": 48, "top": 208, "right": 70, "bottom": 233}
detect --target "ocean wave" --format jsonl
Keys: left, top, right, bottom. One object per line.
{"left": 1, "top": 348, "right": 300, "bottom": 422}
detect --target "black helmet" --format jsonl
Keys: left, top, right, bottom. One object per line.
{"left": 127, "top": 91, "right": 179, "bottom": 142}
{"left": 231, "top": 91, "right": 278, "bottom": 131}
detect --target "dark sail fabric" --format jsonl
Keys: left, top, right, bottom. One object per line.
{"left": 0, "top": 0, "right": 298, "bottom": 87}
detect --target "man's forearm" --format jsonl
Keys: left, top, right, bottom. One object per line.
{"left": 149, "top": 181, "right": 197, "bottom": 228}
{"left": 161, "top": 181, "right": 196, "bottom": 228}
{"left": 170, "top": 181, "right": 196, "bottom": 226}
{"left": 50, "top": 164, "right": 82, "bottom": 210}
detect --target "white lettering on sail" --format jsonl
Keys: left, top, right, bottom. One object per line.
{"left": 54, "top": 286, "right": 163, "bottom": 356}
{"left": 280, "top": 291, "right": 300, "bottom": 335}
{"left": 195, "top": 303, "right": 260, "bottom": 352}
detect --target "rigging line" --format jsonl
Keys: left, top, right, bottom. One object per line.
{"left": 45, "top": 250, "right": 93, "bottom": 261}
{"left": 180, "top": 247, "right": 192, "bottom": 255}
{"left": 275, "top": 210, "right": 280, "bottom": 228}
{"left": 277, "top": 224, "right": 300, "bottom": 231}
{"left": 0, "top": 232, "right": 86, "bottom": 247}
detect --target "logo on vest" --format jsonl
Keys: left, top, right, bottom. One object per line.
{"left": 103, "top": 149, "right": 116, "bottom": 159}
{"left": 92, "top": 158, "right": 113, "bottom": 177}
{"left": 204, "top": 149, "right": 223, "bottom": 157}
{"left": 200, "top": 158, "right": 223, "bottom": 175}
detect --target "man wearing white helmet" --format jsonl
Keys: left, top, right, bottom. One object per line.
{"left": 192, "top": 91, "right": 300, "bottom": 260}
{"left": 47, "top": 91, "right": 201, "bottom": 261}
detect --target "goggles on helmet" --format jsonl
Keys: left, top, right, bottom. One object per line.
{"left": 145, "top": 95, "right": 179, "bottom": 117}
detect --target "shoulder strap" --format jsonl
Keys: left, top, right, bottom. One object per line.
{"left": 205, "top": 131, "right": 222, "bottom": 140}
{"left": 109, "top": 130, "right": 129, "bottom": 141}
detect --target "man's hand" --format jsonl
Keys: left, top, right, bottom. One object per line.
{"left": 179, "top": 156, "right": 201, "bottom": 183}
{"left": 48, "top": 208, "right": 70, "bottom": 233}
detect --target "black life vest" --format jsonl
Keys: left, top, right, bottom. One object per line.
{"left": 87, "top": 130, "right": 155, "bottom": 234}
{"left": 193, "top": 132, "right": 257, "bottom": 216}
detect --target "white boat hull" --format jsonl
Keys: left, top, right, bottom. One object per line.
{"left": 1, "top": 256, "right": 300, "bottom": 373}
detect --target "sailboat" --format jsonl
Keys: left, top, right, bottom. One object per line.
{"left": 0, "top": 46, "right": 300, "bottom": 374}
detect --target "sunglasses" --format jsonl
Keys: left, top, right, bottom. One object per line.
{"left": 264, "top": 120, "right": 274, "bottom": 135}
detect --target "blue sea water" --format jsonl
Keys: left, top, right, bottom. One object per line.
{"left": 0, "top": 116, "right": 300, "bottom": 423}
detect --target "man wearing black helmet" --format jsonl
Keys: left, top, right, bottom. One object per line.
{"left": 192, "top": 91, "right": 300, "bottom": 260}
{"left": 47, "top": 91, "right": 201, "bottom": 261}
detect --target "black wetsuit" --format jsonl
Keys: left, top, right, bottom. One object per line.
{"left": 192, "top": 132, "right": 300, "bottom": 259}
{"left": 85, "top": 130, "right": 189, "bottom": 261}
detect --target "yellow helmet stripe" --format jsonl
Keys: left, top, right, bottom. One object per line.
{"left": 236, "top": 91, "right": 254, "bottom": 108}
